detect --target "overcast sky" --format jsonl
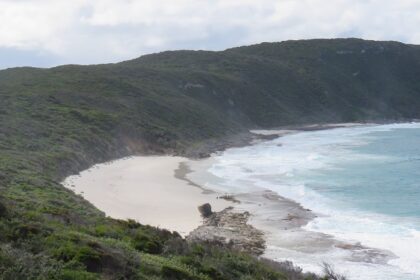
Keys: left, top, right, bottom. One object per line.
{"left": 1, "top": 0, "right": 420, "bottom": 69}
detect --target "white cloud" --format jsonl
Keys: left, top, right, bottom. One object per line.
{"left": 1, "top": 0, "right": 420, "bottom": 68}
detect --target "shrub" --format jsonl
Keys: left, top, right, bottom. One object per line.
{"left": 0, "top": 244, "right": 63, "bottom": 279}
{"left": 163, "top": 237, "right": 188, "bottom": 255}
{"left": 133, "top": 233, "right": 162, "bottom": 254}
{"left": 161, "top": 265, "right": 197, "bottom": 280}
{"left": 74, "top": 246, "right": 102, "bottom": 272}
{"left": 322, "top": 263, "right": 347, "bottom": 280}
{"left": 13, "top": 223, "right": 41, "bottom": 239}
{"left": 52, "top": 242, "right": 79, "bottom": 262}
{"left": 126, "top": 219, "right": 141, "bottom": 229}
{"left": 260, "top": 259, "right": 319, "bottom": 280}
{"left": 60, "top": 269, "right": 99, "bottom": 280}
{"left": 93, "top": 225, "right": 108, "bottom": 237}
{"left": 0, "top": 200, "right": 6, "bottom": 218}
{"left": 52, "top": 243, "right": 102, "bottom": 272}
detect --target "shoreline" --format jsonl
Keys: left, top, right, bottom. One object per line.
{"left": 61, "top": 122, "right": 385, "bottom": 245}
{"left": 179, "top": 162, "right": 395, "bottom": 272}
{"left": 62, "top": 121, "right": 407, "bottom": 277}
{"left": 180, "top": 122, "right": 400, "bottom": 275}
{"left": 231, "top": 190, "right": 395, "bottom": 269}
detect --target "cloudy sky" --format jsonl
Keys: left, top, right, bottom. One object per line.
{"left": 1, "top": 0, "right": 420, "bottom": 69}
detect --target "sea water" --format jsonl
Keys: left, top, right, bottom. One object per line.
{"left": 188, "top": 123, "right": 420, "bottom": 279}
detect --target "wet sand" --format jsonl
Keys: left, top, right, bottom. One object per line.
{"left": 233, "top": 191, "right": 395, "bottom": 267}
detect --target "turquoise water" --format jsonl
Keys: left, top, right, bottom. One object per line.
{"left": 297, "top": 127, "right": 420, "bottom": 220}
{"left": 192, "top": 123, "right": 420, "bottom": 279}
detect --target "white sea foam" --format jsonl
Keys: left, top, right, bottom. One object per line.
{"left": 188, "top": 123, "right": 420, "bottom": 279}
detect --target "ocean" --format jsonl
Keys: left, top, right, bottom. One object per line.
{"left": 187, "top": 123, "right": 420, "bottom": 279}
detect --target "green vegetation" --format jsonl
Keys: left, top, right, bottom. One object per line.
{"left": 1, "top": 38, "right": 419, "bottom": 278}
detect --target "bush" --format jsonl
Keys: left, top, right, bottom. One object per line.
{"left": 126, "top": 219, "right": 141, "bottom": 229}
{"left": 0, "top": 200, "right": 6, "bottom": 218}
{"left": 0, "top": 245, "right": 63, "bottom": 279}
{"left": 133, "top": 233, "right": 162, "bottom": 254}
{"left": 74, "top": 246, "right": 102, "bottom": 272}
{"left": 260, "top": 259, "right": 319, "bottom": 280}
{"left": 52, "top": 243, "right": 79, "bottom": 262}
{"left": 60, "top": 269, "right": 98, "bottom": 280}
{"left": 13, "top": 223, "right": 42, "bottom": 239}
{"left": 52, "top": 243, "right": 102, "bottom": 272}
{"left": 161, "top": 265, "right": 197, "bottom": 280}
{"left": 163, "top": 237, "right": 189, "bottom": 255}
{"left": 322, "top": 263, "right": 347, "bottom": 280}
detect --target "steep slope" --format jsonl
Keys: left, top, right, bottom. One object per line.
{"left": 1, "top": 38, "right": 420, "bottom": 279}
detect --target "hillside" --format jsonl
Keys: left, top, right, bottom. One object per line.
{"left": 1, "top": 38, "right": 420, "bottom": 279}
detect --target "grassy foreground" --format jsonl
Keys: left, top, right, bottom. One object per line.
{"left": 2, "top": 38, "right": 420, "bottom": 279}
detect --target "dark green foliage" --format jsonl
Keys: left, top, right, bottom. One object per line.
{"left": 60, "top": 270, "right": 99, "bottom": 280}
{"left": 0, "top": 243, "right": 107, "bottom": 279}
{"left": 2, "top": 38, "right": 414, "bottom": 278}
{"left": 74, "top": 246, "right": 102, "bottom": 272}
{"left": 167, "top": 243, "right": 288, "bottom": 280}
{"left": 0, "top": 200, "right": 6, "bottom": 218}
{"left": 46, "top": 230, "right": 142, "bottom": 277}
{"left": 132, "top": 232, "right": 163, "bottom": 254}
{"left": 53, "top": 243, "right": 102, "bottom": 272}
{"left": 0, "top": 245, "right": 64, "bottom": 279}
{"left": 161, "top": 265, "right": 198, "bottom": 280}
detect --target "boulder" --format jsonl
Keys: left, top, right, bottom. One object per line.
{"left": 198, "top": 203, "right": 212, "bottom": 218}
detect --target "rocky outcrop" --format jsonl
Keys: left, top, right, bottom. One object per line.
{"left": 187, "top": 207, "right": 265, "bottom": 255}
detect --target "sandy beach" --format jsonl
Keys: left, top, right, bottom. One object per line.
{"left": 62, "top": 124, "right": 397, "bottom": 277}
{"left": 62, "top": 156, "right": 232, "bottom": 236}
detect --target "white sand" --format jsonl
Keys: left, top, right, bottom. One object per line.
{"left": 62, "top": 156, "right": 231, "bottom": 236}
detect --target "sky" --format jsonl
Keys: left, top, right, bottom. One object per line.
{"left": 1, "top": 0, "right": 420, "bottom": 69}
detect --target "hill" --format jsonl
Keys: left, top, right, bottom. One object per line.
{"left": 1, "top": 38, "right": 420, "bottom": 279}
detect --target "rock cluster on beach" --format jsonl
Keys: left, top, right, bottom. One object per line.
{"left": 187, "top": 206, "right": 265, "bottom": 255}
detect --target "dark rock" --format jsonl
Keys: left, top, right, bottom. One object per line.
{"left": 198, "top": 203, "right": 213, "bottom": 218}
